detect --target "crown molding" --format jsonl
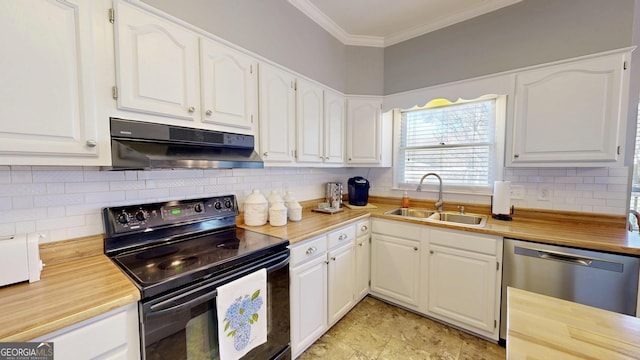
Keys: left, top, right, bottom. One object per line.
{"left": 289, "top": 0, "right": 522, "bottom": 48}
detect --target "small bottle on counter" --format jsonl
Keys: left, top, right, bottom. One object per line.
{"left": 402, "top": 190, "right": 410, "bottom": 208}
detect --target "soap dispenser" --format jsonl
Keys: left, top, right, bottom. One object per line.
{"left": 402, "top": 190, "right": 410, "bottom": 208}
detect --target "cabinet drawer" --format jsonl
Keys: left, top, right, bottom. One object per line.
{"left": 356, "top": 220, "right": 371, "bottom": 237}
{"left": 372, "top": 218, "right": 423, "bottom": 240}
{"left": 328, "top": 225, "right": 355, "bottom": 249}
{"left": 430, "top": 228, "right": 500, "bottom": 255}
{"left": 290, "top": 235, "right": 327, "bottom": 266}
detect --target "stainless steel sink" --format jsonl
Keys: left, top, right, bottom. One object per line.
{"left": 384, "top": 207, "right": 435, "bottom": 219}
{"left": 384, "top": 208, "right": 487, "bottom": 227}
{"left": 428, "top": 212, "right": 487, "bottom": 226}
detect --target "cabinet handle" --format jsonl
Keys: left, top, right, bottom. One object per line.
{"left": 430, "top": 250, "right": 434, "bottom": 254}
{"left": 85, "top": 140, "right": 97, "bottom": 148}
{"left": 360, "top": 225, "right": 368, "bottom": 232}
{"left": 338, "top": 233, "right": 347, "bottom": 241}
{"left": 205, "top": 109, "right": 212, "bottom": 116}
{"left": 514, "top": 154, "right": 520, "bottom": 158}
{"left": 188, "top": 106, "right": 195, "bottom": 113}
{"left": 305, "top": 246, "right": 317, "bottom": 255}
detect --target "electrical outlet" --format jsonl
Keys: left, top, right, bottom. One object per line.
{"left": 510, "top": 185, "right": 524, "bottom": 200}
{"left": 537, "top": 185, "right": 550, "bottom": 201}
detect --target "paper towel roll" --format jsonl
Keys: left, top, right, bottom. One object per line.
{"left": 492, "top": 181, "right": 511, "bottom": 215}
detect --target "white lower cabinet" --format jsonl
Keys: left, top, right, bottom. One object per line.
{"left": 354, "top": 220, "right": 371, "bottom": 301}
{"left": 32, "top": 303, "right": 140, "bottom": 360}
{"left": 290, "top": 224, "right": 357, "bottom": 358}
{"left": 425, "top": 228, "right": 502, "bottom": 340}
{"left": 370, "top": 219, "right": 423, "bottom": 309}
{"left": 371, "top": 219, "right": 503, "bottom": 340}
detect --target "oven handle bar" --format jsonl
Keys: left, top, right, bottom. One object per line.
{"left": 147, "top": 253, "right": 290, "bottom": 318}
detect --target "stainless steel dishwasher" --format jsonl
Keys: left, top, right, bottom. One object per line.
{"left": 500, "top": 238, "right": 639, "bottom": 341}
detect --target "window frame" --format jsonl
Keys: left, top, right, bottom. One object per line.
{"left": 392, "top": 94, "right": 506, "bottom": 196}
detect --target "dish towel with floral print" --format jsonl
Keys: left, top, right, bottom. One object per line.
{"left": 216, "top": 268, "right": 267, "bottom": 360}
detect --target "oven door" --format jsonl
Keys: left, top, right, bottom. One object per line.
{"left": 141, "top": 252, "right": 291, "bottom": 360}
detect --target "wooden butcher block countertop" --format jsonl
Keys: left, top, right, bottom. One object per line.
{"left": 0, "top": 235, "right": 140, "bottom": 342}
{"left": 239, "top": 196, "right": 640, "bottom": 255}
{"left": 507, "top": 287, "right": 640, "bottom": 359}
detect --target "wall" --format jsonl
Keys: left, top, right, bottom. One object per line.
{"left": 384, "top": 0, "right": 636, "bottom": 94}
{"left": 0, "top": 166, "right": 353, "bottom": 242}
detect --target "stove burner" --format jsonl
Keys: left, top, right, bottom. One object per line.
{"left": 158, "top": 256, "right": 199, "bottom": 271}
{"left": 216, "top": 238, "right": 240, "bottom": 249}
{"left": 135, "top": 246, "right": 179, "bottom": 260}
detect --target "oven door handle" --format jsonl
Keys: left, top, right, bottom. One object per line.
{"left": 147, "top": 253, "right": 290, "bottom": 318}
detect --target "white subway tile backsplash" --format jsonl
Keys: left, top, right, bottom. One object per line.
{"left": 65, "top": 182, "right": 110, "bottom": 193}
{"left": 608, "top": 167, "right": 631, "bottom": 177}
{"left": 11, "top": 196, "right": 33, "bottom": 209}
{"left": 33, "top": 169, "right": 84, "bottom": 183}
{"left": 34, "top": 193, "right": 84, "bottom": 207}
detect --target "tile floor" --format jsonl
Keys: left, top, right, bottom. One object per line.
{"left": 299, "top": 296, "right": 506, "bottom": 360}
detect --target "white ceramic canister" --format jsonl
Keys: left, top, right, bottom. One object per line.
{"left": 269, "top": 201, "right": 288, "bottom": 226}
{"left": 288, "top": 202, "right": 302, "bottom": 221}
{"left": 244, "top": 189, "right": 268, "bottom": 226}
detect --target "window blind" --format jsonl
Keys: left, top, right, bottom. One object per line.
{"left": 398, "top": 99, "right": 497, "bottom": 187}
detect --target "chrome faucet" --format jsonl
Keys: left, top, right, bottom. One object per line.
{"left": 416, "top": 173, "right": 444, "bottom": 212}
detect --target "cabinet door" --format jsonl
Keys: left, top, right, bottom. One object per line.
{"left": 115, "top": 1, "right": 200, "bottom": 122}
{"left": 290, "top": 255, "right": 328, "bottom": 357}
{"left": 427, "top": 244, "right": 497, "bottom": 336}
{"left": 296, "top": 79, "right": 324, "bottom": 163}
{"left": 324, "top": 90, "right": 345, "bottom": 164}
{"left": 346, "top": 98, "right": 382, "bottom": 164}
{"left": 370, "top": 233, "right": 420, "bottom": 306}
{"left": 354, "top": 232, "right": 371, "bottom": 301}
{"left": 327, "top": 243, "right": 355, "bottom": 325}
{"left": 258, "top": 64, "right": 296, "bottom": 163}
{"left": 0, "top": 0, "right": 106, "bottom": 164}
{"left": 200, "top": 39, "right": 257, "bottom": 132}
{"left": 509, "top": 52, "right": 628, "bottom": 166}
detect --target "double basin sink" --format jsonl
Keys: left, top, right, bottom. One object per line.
{"left": 384, "top": 207, "right": 488, "bottom": 227}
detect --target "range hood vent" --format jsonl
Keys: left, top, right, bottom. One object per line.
{"left": 106, "top": 118, "right": 263, "bottom": 170}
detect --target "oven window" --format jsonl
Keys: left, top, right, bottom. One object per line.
{"left": 186, "top": 308, "right": 218, "bottom": 359}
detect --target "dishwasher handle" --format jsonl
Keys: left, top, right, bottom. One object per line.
{"left": 514, "top": 245, "right": 624, "bottom": 272}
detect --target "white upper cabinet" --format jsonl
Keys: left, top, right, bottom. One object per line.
{"left": 508, "top": 50, "right": 630, "bottom": 167}
{"left": 114, "top": 1, "right": 257, "bottom": 134}
{"left": 258, "top": 63, "right": 296, "bottom": 163}
{"left": 323, "top": 89, "right": 346, "bottom": 164}
{"left": 0, "top": 0, "right": 110, "bottom": 165}
{"left": 115, "top": 1, "right": 200, "bottom": 122}
{"left": 296, "top": 79, "right": 325, "bottom": 163}
{"left": 200, "top": 38, "right": 257, "bottom": 130}
{"left": 346, "top": 97, "right": 391, "bottom": 167}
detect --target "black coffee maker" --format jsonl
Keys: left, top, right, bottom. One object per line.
{"left": 348, "top": 177, "right": 370, "bottom": 206}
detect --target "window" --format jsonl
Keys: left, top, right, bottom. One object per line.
{"left": 394, "top": 95, "right": 505, "bottom": 193}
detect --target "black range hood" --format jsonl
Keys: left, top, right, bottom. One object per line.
{"left": 106, "top": 118, "right": 263, "bottom": 170}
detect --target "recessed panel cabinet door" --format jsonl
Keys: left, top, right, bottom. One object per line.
{"left": 296, "top": 79, "right": 324, "bottom": 163}
{"left": 0, "top": 0, "right": 105, "bottom": 164}
{"left": 200, "top": 39, "right": 257, "bottom": 131}
{"left": 346, "top": 98, "right": 382, "bottom": 164}
{"left": 509, "top": 52, "right": 628, "bottom": 166}
{"left": 370, "top": 233, "right": 420, "bottom": 306}
{"left": 324, "top": 90, "right": 346, "bottom": 164}
{"left": 115, "top": 1, "right": 200, "bottom": 122}
{"left": 258, "top": 64, "right": 296, "bottom": 163}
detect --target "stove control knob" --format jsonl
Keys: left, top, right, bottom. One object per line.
{"left": 194, "top": 203, "right": 204, "bottom": 212}
{"left": 224, "top": 199, "right": 233, "bottom": 208}
{"left": 117, "top": 212, "right": 130, "bottom": 224}
{"left": 214, "top": 201, "right": 222, "bottom": 210}
{"left": 135, "top": 211, "right": 147, "bottom": 222}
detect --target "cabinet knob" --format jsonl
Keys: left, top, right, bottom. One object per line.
{"left": 205, "top": 109, "right": 212, "bottom": 116}
{"left": 338, "top": 233, "right": 347, "bottom": 241}
{"left": 430, "top": 250, "right": 434, "bottom": 254}
{"left": 514, "top": 154, "right": 520, "bottom": 158}
{"left": 305, "top": 246, "right": 317, "bottom": 255}
{"left": 360, "top": 225, "right": 368, "bottom": 232}
{"left": 414, "top": 247, "right": 419, "bottom": 251}
{"left": 188, "top": 106, "right": 195, "bottom": 113}
{"left": 263, "top": 152, "right": 269, "bottom": 157}
{"left": 85, "top": 139, "right": 97, "bottom": 148}
{"left": 358, "top": 242, "right": 364, "bottom": 247}
{"left": 331, "top": 256, "right": 336, "bottom": 261}
{"left": 348, "top": 158, "right": 352, "bottom": 161}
